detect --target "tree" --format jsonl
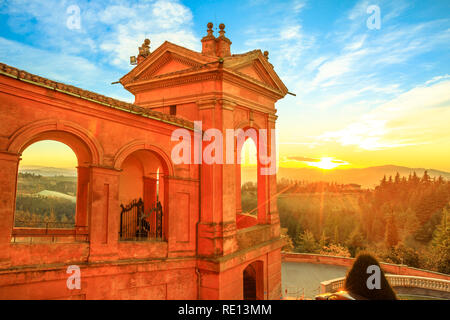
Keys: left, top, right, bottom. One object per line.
{"left": 385, "top": 214, "right": 399, "bottom": 249}
{"left": 296, "top": 230, "right": 319, "bottom": 253}
{"left": 347, "top": 228, "right": 366, "bottom": 257}
{"left": 394, "top": 172, "right": 401, "bottom": 184}
{"left": 431, "top": 207, "right": 450, "bottom": 273}
{"left": 333, "top": 225, "right": 340, "bottom": 244}
{"left": 422, "top": 170, "right": 431, "bottom": 184}
{"left": 319, "top": 230, "right": 328, "bottom": 249}
{"left": 280, "top": 228, "right": 294, "bottom": 252}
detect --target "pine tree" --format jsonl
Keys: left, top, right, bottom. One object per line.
{"left": 385, "top": 214, "right": 399, "bottom": 248}
{"left": 394, "top": 172, "right": 401, "bottom": 184}
{"left": 346, "top": 228, "right": 366, "bottom": 257}
{"left": 422, "top": 170, "right": 431, "bottom": 184}
{"left": 319, "top": 230, "right": 328, "bottom": 249}
{"left": 333, "top": 225, "right": 340, "bottom": 244}
{"left": 296, "top": 230, "right": 319, "bottom": 253}
{"left": 380, "top": 175, "right": 387, "bottom": 187}
{"left": 431, "top": 208, "right": 450, "bottom": 273}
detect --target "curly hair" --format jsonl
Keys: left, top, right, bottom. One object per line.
{"left": 344, "top": 252, "right": 397, "bottom": 300}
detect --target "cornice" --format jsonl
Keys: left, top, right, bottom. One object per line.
{"left": 125, "top": 69, "right": 221, "bottom": 93}
{"left": 197, "top": 99, "right": 216, "bottom": 110}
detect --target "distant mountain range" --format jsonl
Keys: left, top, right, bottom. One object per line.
{"left": 19, "top": 165, "right": 77, "bottom": 177}
{"left": 20, "top": 165, "right": 450, "bottom": 189}
{"left": 242, "top": 165, "right": 450, "bottom": 188}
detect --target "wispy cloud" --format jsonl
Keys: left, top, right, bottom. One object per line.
{"left": 0, "top": 0, "right": 199, "bottom": 69}
{"left": 317, "top": 78, "right": 450, "bottom": 150}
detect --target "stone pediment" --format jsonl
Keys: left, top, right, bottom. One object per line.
{"left": 120, "top": 42, "right": 215, "bottom": 86}
{"left": 233, "top": 59, "right": 279, "bottom": 89}
{"left": 223, "top": 51, "right": 288, "bottom": 95}
{"left": 135, "top": 52, "right": 203, "bottom": 81}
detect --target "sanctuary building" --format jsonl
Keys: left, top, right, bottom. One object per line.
{"left": 0, "top": 23, "right": 287, "bottom": 299}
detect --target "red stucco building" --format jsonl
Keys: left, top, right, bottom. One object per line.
{"left": 0, "top": 23, "right": 288, "bottom": 299}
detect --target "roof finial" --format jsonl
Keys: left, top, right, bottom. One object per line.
{"left": 264, "top": 50, "right": 269, "bottom": 60}
{"left": 207, "top": 22, "right": 214, "bottom": 37}
{"left": 219, "top": 23, "right": 225, "bottom": 37}
{"left": 131, "top": 38, "right": 151, "bottom": 65}
{"left": 139, "top": 39, "right": 151, "bottom": 57}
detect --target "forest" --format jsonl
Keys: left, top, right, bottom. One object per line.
{"left": 241, "top": 171, "right": 450, "bottom": 274}
{"left": 14, "top": 172, "right": 76, "bottom": 228}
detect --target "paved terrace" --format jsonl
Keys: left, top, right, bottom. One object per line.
{"left": 282, "top": 261, "right": 348, "bottom": 299}
{"left": 281, "top": 253, "right": 450, "bottom": 300}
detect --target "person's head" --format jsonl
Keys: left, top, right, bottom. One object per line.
{"left": 344, "top": 252, "right": 397, "bottom": 300}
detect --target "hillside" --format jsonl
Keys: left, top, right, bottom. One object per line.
{"left": 19, "top": 165, "right": 77, "bottom": 177}
{"left": 242, "top": 165, "right": 450, "bottom": 188}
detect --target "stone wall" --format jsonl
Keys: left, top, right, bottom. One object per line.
{"left": 282, "top": 252, "right": 450, "bottom": 281}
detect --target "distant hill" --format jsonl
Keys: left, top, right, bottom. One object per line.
{"left": 242, "top": 165, "right": 450, "bottom": 188}
{"left": 35, "top": 190, "right": 76, "bottom": 203}
{"left": 19, "top": 165, "right": 77, "bottom": 177}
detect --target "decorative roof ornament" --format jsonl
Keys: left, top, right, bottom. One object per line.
{"left": 202, "top": 22, "right": 215, "bottom": 41}
{"left": 139, "top": 39, "right": 151, "bottom": 57}
{"left": 215, "top": 23, "right": 231, "bottom": 57}
{"left": 131, "top": 39, "right": 151, "bottom": 65}
{"left": 264, "top": 51, "right": 269, "bottom": 60}
{"left": 219, "top": 24, "right": 225, "bottom": 36}
{"left": 218, "top": 23, "right": 230, "bottom": 41}
{"left": 201, "top": 22, "right": 216, "bottom": 55}
{"left": 207, "top": 22, "right": 214, "bottom": 37}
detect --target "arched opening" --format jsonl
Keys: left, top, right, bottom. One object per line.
{"left": 243, "top": 261, "right": 264, "bottom": 300}
{"left": 14, "top": 140, "right": 78, "bottom": 230}
{"left": 237, "top": 137, "right": 258, "bottom": 229}
{"left": 118, "top": 149, "right": 168, "bottom": 241}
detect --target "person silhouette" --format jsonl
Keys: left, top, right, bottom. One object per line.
{"left": 315, "top": 252, "right": 398, "bottom": 300}
{"left": 343, "top": 252, "right": 397, "bottom": 300}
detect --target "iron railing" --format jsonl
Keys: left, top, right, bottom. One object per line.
{"left": 119, "top": 198, "right": 164, "bottom": 241}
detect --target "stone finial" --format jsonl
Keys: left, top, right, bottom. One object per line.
{"left": 202, "top": 22, "right": 216, "bottom": 56}
{"left": 207, "top": 22, "right": 214, "bottom": 36}
{"left": 264, "top": 51, "right": 269, "bottom": 60}
{"left": 218, "top": 23, "right": 226, "bottom": 37}
{"left": 216, "top": 23, "right": 231, "bottom": 57}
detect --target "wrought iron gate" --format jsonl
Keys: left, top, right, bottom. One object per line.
{"left": 119, "top": 198, "right": 164, "bottom": 241}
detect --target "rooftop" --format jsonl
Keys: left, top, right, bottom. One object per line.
{"left": 0, "top": 62, "right": 195, "bottom": 130}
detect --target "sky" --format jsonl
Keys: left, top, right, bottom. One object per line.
{"left": 0, "top": 0, "right": 449, "bottom": 171}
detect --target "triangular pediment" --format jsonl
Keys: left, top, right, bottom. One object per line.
{"left": 234, "top": 60, "right": 278, "bottom": 89}
{"left": 120, "top": 41, "right": 215, "bottom": 85}
{"left": 137, "top": 52, "right": 203, "bottom": 81}
{"left": 223, "top": 51, "right": 288, "bottom": 95}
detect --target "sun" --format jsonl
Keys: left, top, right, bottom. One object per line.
{"left": 307, "top": 157, "right": 343, "bottom": 170}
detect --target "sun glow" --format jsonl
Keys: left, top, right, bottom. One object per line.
{"left": 306, "top": 157, "right": 346, "bottom": 170}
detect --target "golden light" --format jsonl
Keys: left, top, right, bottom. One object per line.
{"left": 306, "top": 157, "right": 344, "bottom": 170}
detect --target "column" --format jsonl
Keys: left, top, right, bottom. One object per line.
{"left": 267, "top": 114, "right": 280, "bottom": 233}
{"left": 88, "top": 166, "right": 120, "bottom": 262}
{"left": 143, "top": 176, "right": 158, "bottom": 235}
{"left": 196, "top": 99, "right": 238, "bottom": 257}
{"left": 75, "top": 166, "right": 89, "bottom": 239}
{"left": 0, "top": 151, "right": 20, "bottom": 267}
{"left": 235, "top": 160, "right": 242, "bottom": 214}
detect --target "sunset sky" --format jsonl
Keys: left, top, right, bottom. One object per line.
{"left": 1, "top": 0, "right": 449, "bottom": 171}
